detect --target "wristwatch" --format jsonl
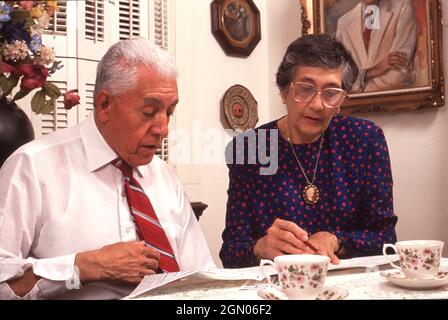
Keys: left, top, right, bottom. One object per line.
{"left": 335, "top": 237, "right": 343, "bottom": 255}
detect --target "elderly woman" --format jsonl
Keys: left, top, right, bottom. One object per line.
{"left": 220, "top": 34, "right": 398, "bottom": 268}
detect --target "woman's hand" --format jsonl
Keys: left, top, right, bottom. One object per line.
{"left": 253, "top": 218, "right": 312, "bottom": 261}
{"left": 307, "top": 231, "right": 340, "bottom": 264}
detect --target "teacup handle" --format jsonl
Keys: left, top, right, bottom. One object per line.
{"left": 383, "top": 244, "right": 401, "bottom": 270}
{"left": 259, "top": 259, "right": 281, "bottom": 290}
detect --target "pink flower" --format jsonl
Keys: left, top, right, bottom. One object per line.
{"left": 17, "top": 64, "right": 49, "bottom": 92}
{"left": 63, "top": 89, "right": 80, "bottom": 109}
{"left": 0, "top": 62, "right": 17, "bottom": 75}
{"left": 20, "top": 1, "right": 34, "bottom": 10}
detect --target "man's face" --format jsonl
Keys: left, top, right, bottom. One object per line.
{"left": 98, "top": 66, "right": 178, "bottom": 167}
{"left": 282, "top": 65, "right": 343, "bottom": 142}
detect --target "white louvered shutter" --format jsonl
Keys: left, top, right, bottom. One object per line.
{"left": 46, "top": 0, "right": 67, "bottom": 36}
{"left": 77, "top": 0, "right": 112, "bottom": 61}
{"left": 85, "top": 0, "right": 105, "bottom": 42}
{"left": 84, "top": 83, "right": 95, "bottom": 117}
{"left": 41, "top": 82, "right": 68, "bottom": 135}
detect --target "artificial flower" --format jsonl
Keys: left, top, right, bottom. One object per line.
{"left": 17, "top": 63, "right": 49, "bottom": 92}
{"left": 0, "top": 1, "right": 80, "bottom": 114}
{"left": 63, "top": 89, "right": 81, "bottom": 110}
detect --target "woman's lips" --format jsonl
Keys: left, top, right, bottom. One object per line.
{"left": 305, "top": 115, "right": 322, "bottom": 123}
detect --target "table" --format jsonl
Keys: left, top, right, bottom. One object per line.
{"left": 129, "top": 259, "right": 448, "bottom": 300}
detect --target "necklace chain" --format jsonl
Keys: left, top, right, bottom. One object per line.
{"left": 287, "top": 134, "right": 324, "bottom": 185}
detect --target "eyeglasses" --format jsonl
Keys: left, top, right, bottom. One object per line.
{"left": 290, "top": 82, "right": 347, "bottom": 109}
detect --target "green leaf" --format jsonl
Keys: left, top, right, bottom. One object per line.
{"left": 41, "top": 97, "right": 57, "bottom": 114}
{"left": 12, "top": 89, "right": 29, "bottom": 102}
{"left": 10, "top": 9, "right": 32, "bottom": 23}
{"left": 24, "top": 17, "right": 35, "bottom": 30}
{"left": 1, "top": 75, "right": 20, "bottom": 96}
{"left": 44, "top": 82, "right": 62, "bottom": 98}
{"left": 31, "top": 90, "right": 47, "bottom": 115}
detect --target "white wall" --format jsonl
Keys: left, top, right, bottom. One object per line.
{"left": 175, "top": 0, "right": 448, "bottom": 265}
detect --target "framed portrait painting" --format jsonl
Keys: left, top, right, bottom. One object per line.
{"left": 211, "top": 0, "right": 262, "bottom": 57}
{"left": 300, "top": 0, "right": 444, "bottom": 114}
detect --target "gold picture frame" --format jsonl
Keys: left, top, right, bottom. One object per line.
{"left": 300, "top": 0, "right": 444, "bottom": 114}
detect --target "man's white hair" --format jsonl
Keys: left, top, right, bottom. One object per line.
{"left": 94, "top": 38, "right": 177, "bottom": 104}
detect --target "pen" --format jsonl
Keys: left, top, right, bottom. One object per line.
{"left": 303, "top": 240, "right": 319, "bottom": 253}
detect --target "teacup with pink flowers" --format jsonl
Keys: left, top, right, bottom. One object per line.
{"left": 383, "top": 240, "right": 444, "bottom": 279}
{"left": 259, "top": 254, "right": 330, "bottom": 300}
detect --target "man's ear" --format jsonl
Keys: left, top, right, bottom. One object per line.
{"left": 95, "top": 90, "right": 111, "bottom": 123}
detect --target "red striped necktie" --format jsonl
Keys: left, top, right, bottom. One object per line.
{"left": 113, "top": 158, "right": 180, "bottom": 272}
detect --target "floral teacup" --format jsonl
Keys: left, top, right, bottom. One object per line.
{"left": 259, "top": 254, "right": 330, "bottom": 300}
{"left": 383, "top": 240, "right": 444, "bottom": 279}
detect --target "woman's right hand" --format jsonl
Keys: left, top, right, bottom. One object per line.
{"left": 253, "top": 218, "right": 312, "bottom": 261}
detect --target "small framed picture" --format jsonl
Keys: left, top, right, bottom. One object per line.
{"left": 211, "top": 0, "right": 262, "bottom": 57}
{"left": 222, "top": 84, "right": 258, "bottom": 131}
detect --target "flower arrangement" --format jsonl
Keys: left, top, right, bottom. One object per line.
{"left": 0, "top": 1, "right": 80, "bottom": 113}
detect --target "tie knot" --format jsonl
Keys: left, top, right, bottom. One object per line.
{"left": 112, "top": 158, "right": 132, "bottom": 178}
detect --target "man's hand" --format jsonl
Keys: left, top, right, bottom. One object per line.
{"left": 253, "top": 218, "right": 311, "bottom": 261}
{"left": 75, "top": 241, "right": 160, "bottom": 285}
{"left": 6, "top": 268, "right": 41, "bottom": 298}
{"left": 366, "top": 51, "right": 408, "bottom": 80}
{"left": 307, "top": 231, "right": 340, "bottom": 264}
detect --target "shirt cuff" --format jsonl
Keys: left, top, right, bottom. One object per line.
{"left": 0, "top": 254, "right": 77, "bottom": 282}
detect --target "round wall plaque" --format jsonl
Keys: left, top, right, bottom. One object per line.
{"left": 222, "top": 84, "right": 258, "bottom": 131}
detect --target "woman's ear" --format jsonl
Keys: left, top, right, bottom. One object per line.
{"left": 279, "top": 90, "right": 287, "bottom": 104}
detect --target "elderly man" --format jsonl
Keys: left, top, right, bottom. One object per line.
{"left": 0, "top": 39, "right": 215, "bottom": 299}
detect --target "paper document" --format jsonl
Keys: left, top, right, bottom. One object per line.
{"left": 125, "top": 255, "right": 400, "bottom": 299}
{"left": 126, "top": 266, "right": 273, "bottom": 299}
{"left": 328, "top": 254, "right": 399, "bottom": 271}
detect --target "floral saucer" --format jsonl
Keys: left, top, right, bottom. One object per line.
{"left": 380, "top": 270, "right": 448, "bottom": 290}
{"left": 257, "top": 286, "right": 348, "bottom": 300}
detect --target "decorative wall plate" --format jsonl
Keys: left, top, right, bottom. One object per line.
{"left": 222, "top": 84, "right": 258, "bottom": 131}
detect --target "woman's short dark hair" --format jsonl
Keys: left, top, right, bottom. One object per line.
{"left": 276, "top": 34, "right": 359, "bottom": 92}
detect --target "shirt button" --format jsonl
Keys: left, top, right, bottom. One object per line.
{"left": 121, "top": 191, "right": 126, "bottom": 197}
{"left": 125, "top": 227, "right": 131, "bottom": 233}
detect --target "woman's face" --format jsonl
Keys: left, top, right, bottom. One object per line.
{"left": 282, "top": 65, "right": 343, "bottom": 143}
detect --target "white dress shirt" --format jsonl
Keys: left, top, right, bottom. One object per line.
{"left": 0, "top": 115, "right": 215, "bottom": 299}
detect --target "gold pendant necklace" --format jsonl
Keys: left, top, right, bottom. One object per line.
{"left": 287, "top": 134, "right": 324, "bottom": 205}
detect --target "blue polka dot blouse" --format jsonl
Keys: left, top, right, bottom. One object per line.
{"left": 220, "top": 115, "right": 398, "bottom": 268}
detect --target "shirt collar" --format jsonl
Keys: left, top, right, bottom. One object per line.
{"left": 80, "top": 114, "right": 118, "bottom": 172}
{"left": 80, "top": 114, "right": 145, "bottom": 177}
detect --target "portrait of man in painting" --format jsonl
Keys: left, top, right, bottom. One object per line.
{"left": 322, "top": 0, "right": 430, "bottom": 94}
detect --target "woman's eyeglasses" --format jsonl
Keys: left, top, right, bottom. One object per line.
{"left": 290, "top": 81, "right": 347, "bottom": 109}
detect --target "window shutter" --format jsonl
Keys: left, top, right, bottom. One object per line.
{"left": 119, "top": 0, "right": 141, "bottom": 40}
{"left": 85, "top": 0, "right": 105, "bottom": 42}
{"left": 153, "top": 0, "right": 169, "bottom": 50}
{"left": 45, "top": 0, "right": 67, "bottom": 36}
{"left": 84, "top": 83, "right": 95, "bottom": 118}
{"left": 41, "top": 82, "right": 68, "bottom": 134}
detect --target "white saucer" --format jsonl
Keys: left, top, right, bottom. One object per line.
{"left": 257, "top": 286, "right": 348, "bottom": 300}
{"left": 380, "top": 270, "right": 448, "bottom": 290}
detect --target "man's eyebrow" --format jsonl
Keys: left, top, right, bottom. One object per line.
{"left": 143, "top": 97, "right": 163, "bottom": 107}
